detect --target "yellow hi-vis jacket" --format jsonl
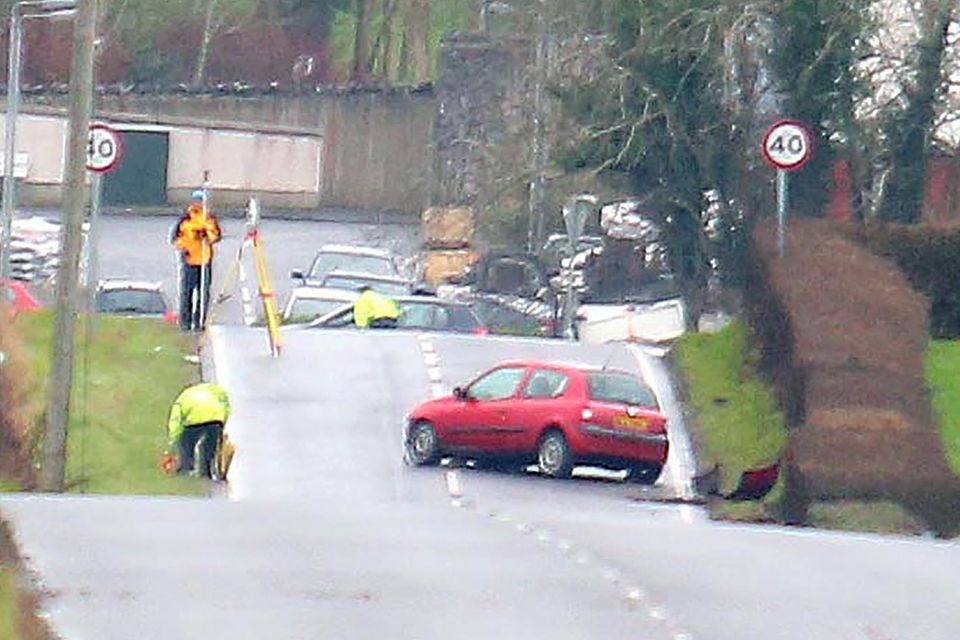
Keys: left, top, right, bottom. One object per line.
{"left": 167, "top": 382, "right": 231, "bottom": 444}
{"left": 172, "top": 204, "right": 222, "bottom": 266}
{"left": 353, "top": 289, "right": 401, "bottom": 328}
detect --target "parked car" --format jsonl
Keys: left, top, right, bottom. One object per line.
{"left": 404, "top": 360, "right": 669, "bottom": 483}
{"left": 282, "top": 286, "right": 359, "bottom": 324}
{"left": 468, "top": 297, "right": 554, "bottom": 337}
{"left": 309, "top": 295, "right": 487, "bottom": 335}
{"left": 94, "top": 279, "right": 176, "bottom": 323}
{"left": 290, "top": 244, "right": 401, "bottom": 285}
{"left": 1, "top": 279, "right": 42, "bottom": 315}
{"left": 317, "top": 270, "right": 414, "bottom": 297}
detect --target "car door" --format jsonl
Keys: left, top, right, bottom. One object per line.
{"left": 450, "top": 366, "right": 528, "bottom": 452}
{"left": 514, "top": 369, "right": 572, "bottom": 450}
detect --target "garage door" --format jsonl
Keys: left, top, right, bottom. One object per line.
{"left": 102, "top": 131, "right": 168, "bottom": 207}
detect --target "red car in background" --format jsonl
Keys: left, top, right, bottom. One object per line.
{"left": 405, "top": 360, "right": 669, "bottom": 483}
{"left": 1, "top": 279, "right": 41, "bottom": 314}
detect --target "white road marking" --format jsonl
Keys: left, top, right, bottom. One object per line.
{"left": 423, "top": 353, "right": 440, "bottom": 366}
{"left": 430, "top": 383, "right": 446, "bottom": 399}
{"left": 445, "top": 470, "right": 462, "bottom": 497}
{"left": 427, "top": 367, "right": 443, "bottom": 383}
{"left": 649, "top": 605, "right": 667, "bottom": 621}
{"left": 625, "top": 587, "right": 645, "bottom": 603}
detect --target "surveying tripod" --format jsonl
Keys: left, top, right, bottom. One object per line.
{"left": 209, "top": 197, "right": 283, "bottom": 357}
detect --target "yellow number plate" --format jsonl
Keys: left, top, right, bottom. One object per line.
{"left": 613, "top": 415, "right": 649, "bottom": 430}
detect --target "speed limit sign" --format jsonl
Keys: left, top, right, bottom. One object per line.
{"left": 761, "top": 120, "right": 813, "bottom": 171}
{"left": 86, "top": 124, "right": 124, "bottom": 173}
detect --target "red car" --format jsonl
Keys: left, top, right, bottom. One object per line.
{"left": 405, "top": 360, "right": 669, "bottom": 483}
{"left": 1, "top": 279, "right": 41, "bottom": 314}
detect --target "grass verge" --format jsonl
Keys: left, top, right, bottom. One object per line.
{"left": 674, "top": 321, "right": 788, "bottom": 496}
{"left": 0, "top": 520, "right": 55, "bottom": 640}
{"left": 924, "top": 340, "right": 960, "bottom": 475}
{"left": 13, "top": 311, "right": 205, "bottom": 495}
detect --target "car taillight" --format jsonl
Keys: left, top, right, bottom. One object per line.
{"left": 164, "top": 310, "right": 177, "bottom": 324}
{"left": 474, "top": 326, "right": 489, "bottom": 336}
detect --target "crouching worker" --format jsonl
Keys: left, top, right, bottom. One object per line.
{"left": 353, "top": 285, "right": 401, "bottom": 329}
{"left": 166, "top": 381, "right": 231, "bottom": 479}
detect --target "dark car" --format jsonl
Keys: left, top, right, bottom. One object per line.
{"left": 316, "top": 270, "right": 414, "bottom": 298}
{"left": 309, "top": 295, "right": 487, "bottom": 335}
{"left": 405, "top": 360, "right": 668, "bottom": 483}
{"left": 94, "top": 280, "right": 176, "bottom": 323}
{"left": 469, "top": 297, "right": 554, "bottom": 337}
{"left": 290, "top": 244, "right": 401, "bottom": 285}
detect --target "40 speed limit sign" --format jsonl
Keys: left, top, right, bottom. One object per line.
{"left": 761, "top": 119, "right": 813, "bottom": 171}
{"left": 86, "top": 123, "right": 124, "bottom": 173}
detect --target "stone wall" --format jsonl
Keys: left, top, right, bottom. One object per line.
{"left": 6, "top": 88, "right": 435, "bottom": 213}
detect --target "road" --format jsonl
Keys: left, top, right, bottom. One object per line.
{"left": 1, "top": 215, "right": 958, "bottom": 639}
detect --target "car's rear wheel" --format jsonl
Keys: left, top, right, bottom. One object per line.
{"left": 628, "top": 462, "right": 663, "bottom": 485}
{"left": 406, "top": 421, "right": 439, "bottom": 466}
{"left": 537, "top": 431, "right": 573, "bottom": 479}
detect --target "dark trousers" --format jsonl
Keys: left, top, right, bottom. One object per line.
{"left": 370, "top": 317, "right": 398, "bottom": 329}
{"left": 177, "top": 421, "right": 224, "bottom": 478}
{"left": 180, "top": 263, "right": 213, "bottom": 330}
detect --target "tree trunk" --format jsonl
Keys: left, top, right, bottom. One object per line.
{"left": 353, "top": 0, "right": 374, "bottom": 78}
{"left": 403, "top": 0, "right": 431, "bottom": 84}
{"left": 192, "top": 0, "right": 220, "bottom": 87}
{"left": 878, "top": 3, "right": 953, "bottom": 222}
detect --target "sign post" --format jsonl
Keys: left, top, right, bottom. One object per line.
{"left": 560, "top": 193, "right": 598, "bottom": 338}
{"left": 84, "top": 123, "right": 124, "bottom": 311}
{"left": 761, "top": 119, "right": 813, "bottom": 257}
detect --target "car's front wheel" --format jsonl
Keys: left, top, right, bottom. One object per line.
{"left": 628, "top": 462, "right": 663, "bottom": 485}
{"left": 537, "top": 430, "right": 573, "bottom": 479}
{"left": 406, "top": 421, "right": 439, "bottom": 466}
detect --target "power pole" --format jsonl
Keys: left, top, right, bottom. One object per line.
{"left": 40, "top": 0, "right": 97, "bottom": 492}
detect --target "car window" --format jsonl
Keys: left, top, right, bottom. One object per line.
{"left": 587, "top": 372, "right": 658, "bottom": 408}
{"left": 399, "top": 302, "right": 435, "bottom": 327}
{"left": 321, "top": 276, "right": 409, "bottom": 297}
{"left": 308, "top": 253, "right": 395, "bottom": 279}
{"left": 96, "top": 290, "right": 167, "bottom": 314}
{"left": 314, "top": 308, "right": 355, "bottom": 328}
{"left": 468, "top": 367, "right": 526, "bottom": 401}
{"left": 524, "top": 369, "right": 569, "bottom": 399}
{"left": 286, "top": 298, "right": 349, "bottom": 322}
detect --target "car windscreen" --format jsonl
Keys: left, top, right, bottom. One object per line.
{"left": 471, "top": 300, "right": 542, "bottom": 336}
{"left": 96, "top": 290, "right": 167, "bottom": 314}
{"left": 308, "top": 253, "right": 395, "bottom": 278}
{"left": 286, "top": 298, "right": 350, "bottom": 322}
{"left": 398, "top": 302, "right": 479, "bottom": 332}
{"left": 587, "top": 372, "right": 658, "bottom": 408}
{"left": 322, "top": 276, "right": 409, "bottom": 297}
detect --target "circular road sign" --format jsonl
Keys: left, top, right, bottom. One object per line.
{"left": 86, "top": 124, "right": 124, "bottom": 173}
{"left": 761, "top": 119, "right": 813, "bottom": 171}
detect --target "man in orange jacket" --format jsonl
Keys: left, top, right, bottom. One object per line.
{"left": 171, "top": 189, "right": 222, "bottom": 331}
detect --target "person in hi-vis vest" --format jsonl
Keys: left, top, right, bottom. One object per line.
{"left": 171, "top": 189, "right": 222, "bottom": 331}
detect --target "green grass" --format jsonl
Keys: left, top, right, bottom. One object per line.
{"left": 674, "top": 321, "right": 788, "bottom": 495}
{"left": 924, "top": 340, "right": 960, "bottom": 474}
{"left": 807, "top": 501, "right": 927, "bottom": 536}
{"left": 14, "top": 312, "right": 205, "bottom": 495}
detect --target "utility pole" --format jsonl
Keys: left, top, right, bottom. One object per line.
{"left": 40, "top": 0, "right": 97, "bottom": 492}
